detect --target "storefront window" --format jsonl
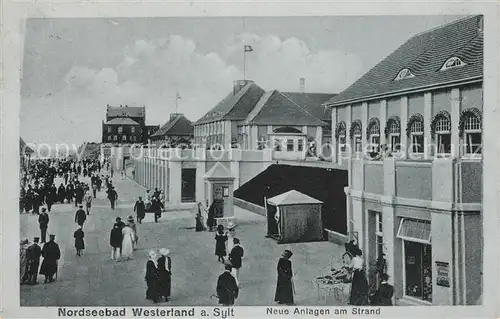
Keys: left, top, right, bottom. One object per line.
{"left": 298, "top": 139, "right": 304, "bottom": 152}
{"left": 286, "top": 139, "right": 294, "bottom": 151}
{"left": 404, "top": 241, "right": 432, "bottom": 302}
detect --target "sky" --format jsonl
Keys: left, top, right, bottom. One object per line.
{"left": 20, "top": 16, "right": 464, "bottom": 146}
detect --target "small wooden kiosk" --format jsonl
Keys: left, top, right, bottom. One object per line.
{"left": 266, "top": 189, "right": 324, "bottom": 243}
{"left": 204, "top": 162, "right": 236, "bottom": 227}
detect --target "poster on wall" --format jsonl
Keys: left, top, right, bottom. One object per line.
{"left": 436, "top": 261, "right": 450, "bottom": 287}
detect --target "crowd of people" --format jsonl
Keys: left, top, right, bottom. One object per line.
{"left": 20, "top": 157, "right": 112, "bottom": 285}
{"left": 20, "top": 157, "right": 395, "bottom": 307}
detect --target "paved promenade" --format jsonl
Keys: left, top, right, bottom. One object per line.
{"left": 20, "top": 174, "right": 347, "bottom": 306}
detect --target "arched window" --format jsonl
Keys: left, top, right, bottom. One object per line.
{"left": 335, "top": 121, "right": 347, "bottom": 152}
{"left": 431, "top": 111, "right": 451, "bottom": 154}
{"left": 459, "top": 108, "right": 482, "bottom": 155}
{"left": 408, "top": 114, "right": 424, "bottom": 154}
{"left": 394, "top": 68, "right": 415, "bottom": 81}
{"left": 273, "top": 126, "right": 303, "bottom": 134}
{"left": 122, "top": 135, "right": 127, "bottom": 142}
{"left": 131, "top": 126, "right": 135, "bottom": 133}
{"left": 350, "top": 120, "right": 362, "bottom": 153}
{"left": 367, "top": 118, "right": 380, "bottom": 152}
{"left": 118, "top": 126, "right": 123, "bottom": 134}
{"left": 385, "top": 117, "right": 401, "bottom": 152}
{"left": 440, "top": 57, "right": 466, "bottom": 71}
{"left": 107, "top": 126, "right": 112, "bottom": 133}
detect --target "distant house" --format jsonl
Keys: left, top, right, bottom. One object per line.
{"left": 101, "top": 105, "right": 159, "bottom": 144}
{"left": 193, "top": 80, "right": 336, "bottom": 159}
{"left": 149, "top": 113, "right": 194, "bottom": 148}
{"left": 194, "top": 80, "right": 266, "bottom": 149}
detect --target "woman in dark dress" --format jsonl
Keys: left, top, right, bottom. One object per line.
{"left": 214, "top": 225, "right": 228, "bottom": 262}
{"left": 145, "top": 250, "right": 160, "bottom": 303}
{"left": 274, "top": 250, "right": 294, "bottom": 305}
{"left": 370, "top": 273, "right": 394, "bottom": 306}
{"left": 73, "top": 226, "right": 85, "bottom": 256}
{"left": 158, "top": 248, "right": 172, "bottom": 302}
{"left": 349, "top": 248, "right": 369, "bottom": 305}
{"left": 206, "top": 203, "right": 216, "bottom": 232}
{"left": 195, "top": 203, "right": 206, "bottom": 232}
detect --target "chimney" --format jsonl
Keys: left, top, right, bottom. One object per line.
{"left": 300, "top": 78, "right": 305, "bottom": 93}
{"left": 233, "top": 80, "right": 254, "bottom": 95}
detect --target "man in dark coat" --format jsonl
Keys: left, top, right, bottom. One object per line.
{"left": 134, "top": 197, "right": 146, "bottom": 224}
{"left": 75, "top": 205, "right": 87, "bottom": 227}
{"left": 158, "top": 248, "right": 172, "bottom": 302}
{"left": 274, "top": 249, "right": 294, "bottom": 305}
{"left": 25, "top": 237, "right": 42, "bottom": 285}
{"left": 66, "top": 183, "right": 74, "bottom": 203}
{"left": 38, "top": 208, "right": 49, "bottom": 243}
{"left": 63, "top": 172, "right": 69, "bottom": 185}
{"left": 46, "top": 185, "right": 55, "bottom": 212}
{"left": 110, "top": 224, "right": 123, "bottom": 260}
{"left": 107, "top": 187, "right": 118, "bottom": 210}
{"left": 32, "top": 190, "right": 41, "bottom": 215}
{"left": 57, "top": 183, "right": 66, "bottom": 203}
{"left": 229, "top": 238, "right": 244, "bottom": 287}
{"left": 39, "top": 234, "right": 61, "bottom": 283}
{"left": 216, "top": 263, "right": 239, "bottom": 306}
{"left": 151, "top": 197, "right": 162, "bottom": 223}
{"left": 74, "top": 184, "right": 84, "bottom": 207}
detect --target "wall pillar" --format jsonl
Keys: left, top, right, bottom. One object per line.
{"left": 250, "top": 126, "right": 258, "bottom": 150}
{"left": 380, "top": 100, "right": 387, "bottom": 146}
{"left": 331, "top": 107, "right": 338, "bottom": 164}
{"left": 382, "top": 158, "right": 397, "bottom": 294}
{"left": 451, "top": 88, "right": 461, "bottom": 158}
{"left": 424, "top": 92, "right": 433, "bottom": 158}
{"left": 169, "top": 161, "right": 182, "bottom": 205}
{"left": 400, "top": 96, "right": 409, "bottom": 159}
{"left": 343, "top": 105, "right": 352, "bottom": 165}
{"left": 361, "top": 102, "right": 368, "bottom": 154}
{"left": 315, "top": 125, "right": 323, "bottom": 155}
{"left": 224, "top": 121, "right": 232, "bottom": 149}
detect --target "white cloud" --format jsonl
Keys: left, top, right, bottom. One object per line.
{"left": 22, "top": 33, "right": 364, "bottom": 145}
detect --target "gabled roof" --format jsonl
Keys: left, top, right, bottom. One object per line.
{"left": 281, "top": 92, "right": 336, "bottom": 121}
{"left": 267, "top": 189, "right": 323, "bottom": 206}
{"left": 20, "top": 138, "right": 34, "bottom": 154}
{"left": 107, "top": 106, "right": 145, "bottom": 118}
{"left": 105, "top": 117, "right": 140, "bottom": 125}
{"left": 151, "top": 114, "right": 194, "bottom": 138}
{"left": 325, "top": 15, "right": 483, "bottom": 107}
{"left": 195, "top": 82, "right": 266, "bottom": 125}
{"left": 246, "top": 90, "right": 327, "bottom": 126}
{"left": 204, "top": 162, "right": 235, "bottom": 180}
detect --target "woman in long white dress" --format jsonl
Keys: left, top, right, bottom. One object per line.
{"left": 121, "top": 224, "right": 135, "bottom": 260}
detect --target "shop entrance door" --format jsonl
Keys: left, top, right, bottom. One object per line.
{"left": 181, "top": 168, "right": 196, "bottom": 202}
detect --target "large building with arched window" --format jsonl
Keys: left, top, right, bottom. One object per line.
{"left": 324, "top": 15, "right": 483, "bottom": 305}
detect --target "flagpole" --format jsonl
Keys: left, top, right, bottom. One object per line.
{"left": 243, "top": 49, "right": 246, "bottom": 80}
{"left": 175, "top": 91, "right": 178, "bottom": 113}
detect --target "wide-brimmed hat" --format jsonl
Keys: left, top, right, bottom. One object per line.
{"left": 20, "top": 238, "right": 29, "bottom": 245}
{"left": 159, "top": 248, "right": 170, "bottom": 256}
{"left": 148, "top": 250, "right": 157, "bottom": 259}
{"left": 127, "top": 216, "right": 134, "bottom": 222}
{"left": 282, "top": 249, "right": 293, "bottom": 258}
{"left": 227, "top": 222, "right": 236, "bottom": 230}
{"left": 224, "top": 261, "right": 233, "bottom": 270}
{"left": 49, "top": 234, "right": 56, "bottom": 238}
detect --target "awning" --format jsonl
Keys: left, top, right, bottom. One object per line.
{"left": 397, "top": 218, "right": 431, "bottom": 244}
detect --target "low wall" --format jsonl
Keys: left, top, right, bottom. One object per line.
{"left": 234, "top": 198, "right": 266, "bottom": 216}
{"left": 325, "top": 229, "right": 349, "bottom": 245}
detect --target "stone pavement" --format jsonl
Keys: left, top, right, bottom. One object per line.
{"left": 20, "top": 174, "right": 348, "bottom": 306}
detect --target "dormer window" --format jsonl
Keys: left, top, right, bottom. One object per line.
{"left": 441, "top": 57, "right": 466, "bottom": 71}
{"left": 394, "top": 68, "right": 415, "bottom": 81}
